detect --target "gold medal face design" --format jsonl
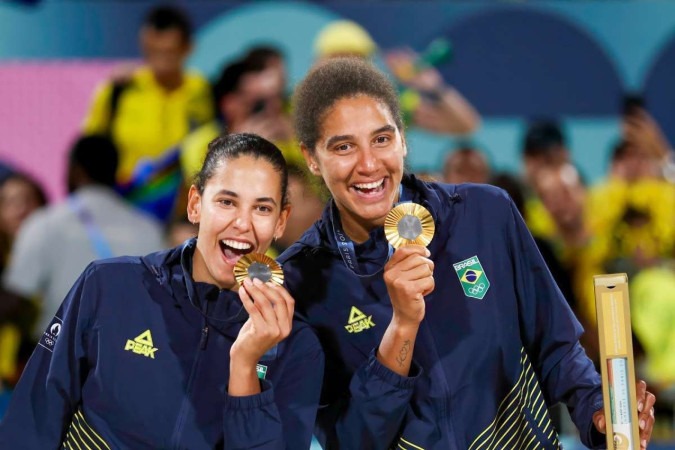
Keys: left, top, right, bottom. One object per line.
{"left": 234, "top": 253, "right": 284, "bottom": 286}
{"left": 384, "top": 203, "right": 435, "bottom": 248}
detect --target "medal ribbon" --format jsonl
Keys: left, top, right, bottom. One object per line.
{"left": 330, "top": 184, "right": 410, "bottom": 277}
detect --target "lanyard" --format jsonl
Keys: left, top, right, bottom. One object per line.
{"left": 68, "top": 195, "right": 115, "bottom": 260}
{"left": 330, "top": 183, "right": 409, "bottom": 278}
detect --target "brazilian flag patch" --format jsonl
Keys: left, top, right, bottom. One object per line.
{"left": 452, "top": 255, "right": 490, "bottom": 300}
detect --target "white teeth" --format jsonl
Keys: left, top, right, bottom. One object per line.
{"left": 222, "top": 239, "right": 252, "bottom": 250}
{"left": 354, "top": 179, "right": 384, "bottom": 190}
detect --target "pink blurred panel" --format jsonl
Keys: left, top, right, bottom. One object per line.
{"left": 0, "top": 60, "right": 136, "bottom": 201}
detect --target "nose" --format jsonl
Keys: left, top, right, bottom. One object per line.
{"left": 356, "top": 146, "right": 378, "bottom": 174}
{"left": 233, "top": 210, "right": 252, "bottom": 232}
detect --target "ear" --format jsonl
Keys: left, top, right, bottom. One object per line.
{"left": 274, "top": 204, "right": 291, "bottom": 241}
{"left": 301, "top": 143, "right": 321, "bottom": 176}
{"left": 186, "top": 185, "right": 202, "bottom": 224}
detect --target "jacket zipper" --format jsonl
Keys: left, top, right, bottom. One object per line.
{"left": 200, "top": 325, "right": 209, "bottom": 349}
{"left": 169, "top": 318, "right": 209, "bottom": 449}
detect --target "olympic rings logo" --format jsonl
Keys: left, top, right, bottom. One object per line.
{"left": 468, "top": 283, "right": 486, "bottom": 295}
{"left": 44, "top": 338, "right": 54, "bottom": 346}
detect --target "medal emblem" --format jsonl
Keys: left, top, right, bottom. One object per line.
{"left": 234, "top": 253, "right": 284, "bottom": 286}
{"left": 384, "top": 203, "right": 435, "bottom": 248}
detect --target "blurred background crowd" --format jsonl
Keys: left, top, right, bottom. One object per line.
{"left": 0, "top": 1, "right": 674, "bottom": 448}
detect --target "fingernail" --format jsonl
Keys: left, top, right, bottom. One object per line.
{"left": 638, "top": 401, "right": 644, "bottom": 412}
{"left": 243, "top": 278, "right": 252, "bottom": 287}
{"left": 640, "top": 419, "right": 646, "bottom": 430}
{"left": 641, "top": 439, "right": 646, "bottom": 448}
{"left": 253, "top": 278, "right": 263, "bottom": 286}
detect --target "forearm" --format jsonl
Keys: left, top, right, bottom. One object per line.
{"left": 377, "top": 319, "right": 419, "bottom": 376}
{"left": 435, "top": 86, "right": 481, "bottom": 134}
{"left": 228, "top": 356, "right": 261, "bottom": 397}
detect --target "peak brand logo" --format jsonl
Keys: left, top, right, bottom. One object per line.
{"left": 344, "top": 306, "right": 376, "bottom": 333}
{"left": 124, "top": 329, "right": 159, "bottom": 359}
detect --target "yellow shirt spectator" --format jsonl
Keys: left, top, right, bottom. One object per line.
{"left": 179, "top": 120, "right": 305, "bottom": 185}
{"left": 83, "top": 67, "right": 213, "bottom": 182}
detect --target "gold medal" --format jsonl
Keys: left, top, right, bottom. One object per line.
{"left": 384, "top": 203, "right": 435, "bottom": 248}
{"left": 234, "top": 253, "right": 284, "bottom": 286}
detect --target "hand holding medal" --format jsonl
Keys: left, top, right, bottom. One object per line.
{"left": 234, "top": 253, "right": 284, "bottom": 286}
{"left": 382, "top": 201, "right": 436, "bottom": 328}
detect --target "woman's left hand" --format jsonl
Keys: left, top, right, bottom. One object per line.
{"left": 592, "top": 379, "right": 656, "bottom": 449}
{"left": 228, "top": 278, "right": 295, "bottom": 397}
{"left": 231, "top": 278, "right": 295, "bottom": 365}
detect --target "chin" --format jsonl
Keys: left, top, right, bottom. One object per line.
{"left": 359, "top": 203, "right": 392, "bottom": 224}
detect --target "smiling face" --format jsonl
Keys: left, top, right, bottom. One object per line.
{"left": 187, "top": 155, "right": 289, "bottom": 290}
{"left": 303, "top": 95, "right": 406, "bottom": 242}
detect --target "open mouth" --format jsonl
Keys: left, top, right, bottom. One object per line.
{"left": 351, "top": 178, "right": 386, "bottom": 197}
{"left": 219, "top": 239, "right": 254, "bottom": 265}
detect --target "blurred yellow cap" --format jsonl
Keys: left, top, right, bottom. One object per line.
{"left": 314, "top": 20, "right": 377, "bottom": 58}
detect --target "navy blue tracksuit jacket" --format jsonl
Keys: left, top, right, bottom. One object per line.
{"left": 0, "top": 240, "right": 323, "bottom": 449}
{"left": 279, "top": 175, "right": 604, "bottom": 450}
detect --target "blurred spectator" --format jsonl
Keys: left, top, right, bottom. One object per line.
{"left": 522, "top": 119, "right": 570, "bottom": 186}
{"left": 0, "top": 162, "right": 15, "bottom": 188}
{"left": 610, "top": 139, "right": 657, "bottom": 183}
{"left": 3, "top": 135, "right": 165, "bottom": 342}
{"left": 442, "top": 143, "right": 490, "bottom": 184}
{"left": 165, "top": 214, "right": 197, "bottom": 248}
{"left": 243, "top": 46, "right": 289, "bottom": 102}
{"left": 587, "top": 108, "right": 675, "bottom": 281}
{"left": 313, "top": 20, "right": 480, "bottom": 135}
{"left": 521, "top": 119, "right": 572, "bottom": 241}
{"left": 272, "top": 164, "right": 324, "bottom": 254}
{"left": 0, "top": 173, "right": 47, "bottom": 270}
{"left": 622, "top": 106, "right": 672, "bottom": 177}
{"left": 532, "top": 164, "right": 588, "bottom": 250}
{"left": 490, "top": 172, "right": 577, "bottom": 319}
{"left": 180, "top": 49, "right": 302, "bottom": 184}
{"left": 82, "top": 4, "right": 214, "bottom": 184}
{"left": 529, "top": 163, "right": 600, "bottom": 363}
{"left": 630, "top": 265, "right": 675, "bottom": 393}
{"left": 0, "top": 172, "right": 45, "bottom": 389}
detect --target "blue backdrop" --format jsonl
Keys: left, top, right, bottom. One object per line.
{"left": 1, "top": 0, "right": 674, "bottom": 183}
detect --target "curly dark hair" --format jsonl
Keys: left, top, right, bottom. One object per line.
{"left": 293, "top": 57, "right": 403, "bottom": 153}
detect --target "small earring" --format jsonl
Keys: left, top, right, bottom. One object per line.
{"left": 273, "top": 235, "right": 278, "bottom": 242}
{"left": 310, "top": 164, "right": 317, "bottom": 172}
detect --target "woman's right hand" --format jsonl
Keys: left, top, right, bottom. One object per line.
{"left": 383, "top": 245, "right": 435, "bottom": 328}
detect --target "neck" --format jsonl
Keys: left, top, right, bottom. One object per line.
{"left": 191, "top": 246, "right": 235, "bottom": 291}
{"left": 337, "top": 205, "right": 383, "bottom": 244}
{"left": 154, "top": 72, "right": 183, "bottom": 92}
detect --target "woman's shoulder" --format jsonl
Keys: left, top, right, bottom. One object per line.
{"left": 418, "top": 180, "right": 513, "bottom": 222}
{"left": 81, "top": 255, "right": 152, "bottom": 284}
{"left": 431, "top": 180, "right": 510, "bottom": 204}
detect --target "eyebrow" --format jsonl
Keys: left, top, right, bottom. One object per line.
{"left": 216, "top": 189, "right": 278, "bottom": 207}
{"left": 324, "top": 125, "right": 397, "bottom": 150}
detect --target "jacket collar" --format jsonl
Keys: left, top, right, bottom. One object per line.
{"left": 141, "top": 239, "right": 248, "bottom": 328}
